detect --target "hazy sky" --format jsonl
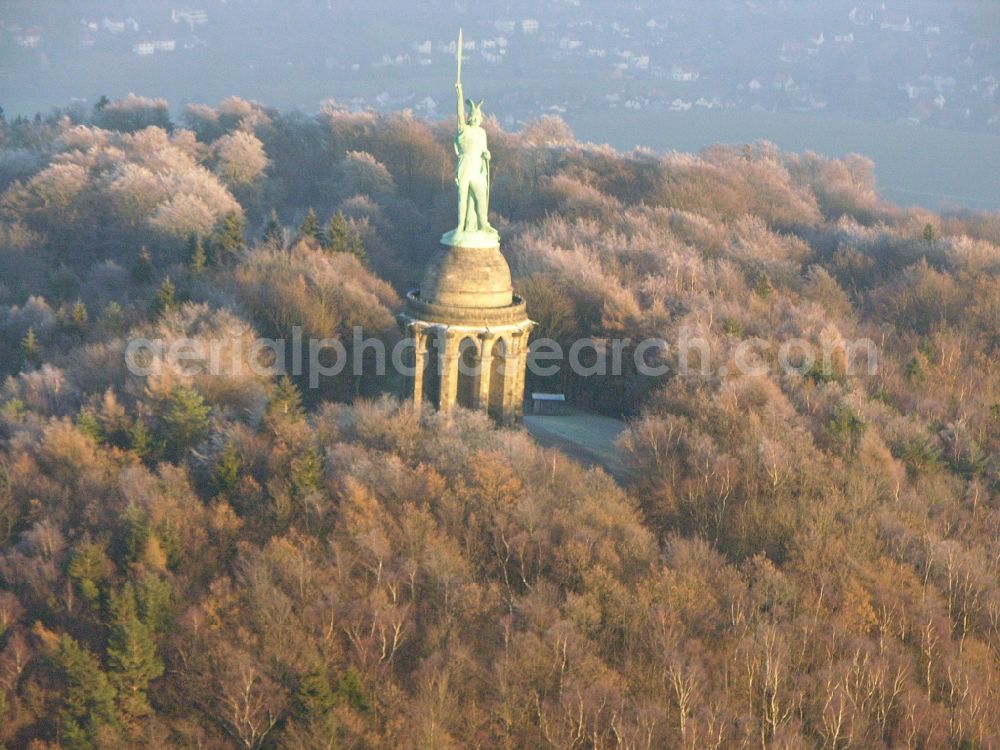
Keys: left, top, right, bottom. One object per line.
{"left": 2, "top": 0, "right": 998, "bottom": 210}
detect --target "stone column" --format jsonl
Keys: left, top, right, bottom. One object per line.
{"left": 501, "top": 336, "right": 521, "bottom": 424}
{"left": 437, "top": 331, "right": 460, "bottom": 414}
{"left": 411, "top": 326, "right": 428, "bottom": 411}
{"left": 476, "top": 332, "right": 494, "bottom": 412}
{"left": 511, "top": 326, "right": 531, "bottom": 420}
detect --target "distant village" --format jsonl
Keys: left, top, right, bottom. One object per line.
{"left": 1, "top": 2, "right": 997, "bottom": 131}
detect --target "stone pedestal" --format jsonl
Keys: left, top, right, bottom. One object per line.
{"left": 398, "top": 239, "right": 534, "bottom": 424}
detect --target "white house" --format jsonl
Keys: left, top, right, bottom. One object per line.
{"left": 17, "top": 30, "right": 42, "bottom": 48}
{"left": 521, "top": 19, "right": 539, "bottom": 34}
{"left": 881, "top": 11, "right": 912, "bottom": 32}
{"left": 773, "top": 75, "right": 796, "bottom": 91}
{"left": 671, "top": 64, "right": 699, "bottom": 82}
{"left": 171, "top": 9, "right": 208, "bottom": 27}
{"left": 133, "top": 41, "right": 155, "bottom": 56}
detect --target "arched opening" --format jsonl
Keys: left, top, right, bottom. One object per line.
{"left": 487, "top": 337, "right": 507, "bottom": 419}
{"left": 422, "top": 332, "right": 441, "bottom": 409}
{"left": 456, "top": 337, "right": 479, "bottom": 409}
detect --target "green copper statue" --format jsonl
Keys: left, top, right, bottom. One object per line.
{"left": 443, "top": 28, "right": 498, "bottom": 247}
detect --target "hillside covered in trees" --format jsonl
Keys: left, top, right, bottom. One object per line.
{"left": 0, "top": 94, "right": 997, "bottom": 749}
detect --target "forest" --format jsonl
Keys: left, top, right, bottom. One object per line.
{"left": 0, "top": 92, "right": 997, "bottom": 748}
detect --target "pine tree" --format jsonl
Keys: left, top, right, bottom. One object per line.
{"left": 70, "top": 299, "right": 89, "bottom": 331}
{"left": 291, "top": 444, "right": 325, "bottom": 501}
{"left": 263, "top": 208, "right": 284, "bottom": 247}
{"left": 163, "top": 385, "right": 211, "bottom": 460}
{"left": 67, "top": 540, "right": 109, "bottom": 607}
{"left": 131, "top": 247, "right": 154, "bottom": 284}
{"left": 153, "top": 277, "right": 176, "bottom": 315}
{"left": 325, "top": 210, "right": 349, "bottom": 251}
{"left": 101, "top": 301, "right": 125, "bottom": 334}
{"left": 300, "top": 207, "right": 321, "bottom": 243}
{"left": 269, "top": 374, "right": 305, "bottom": 420}
{"left": 213, "top": 442, "right": 243, "bottom": 496}
{"left": 923, "top": 222, "right": 936, "bottom": 249}
{"left": 137, "top": 573, "right": 173, "bottom": 633}
{"left": 212, "top": 211, "right": 245, "bottom": 264}
{"left": 325, "top": 211, "right": 367, "bottom": 263}
{"left": 53, "top": 634, "right": 119, "bottom": 750}
{"left": 20, "top": 326, "right": 40, "bottom": 368}
{"left": 188, "top": 235, "right": 207, "bottom": 274}
{"left": 294, "top": 669, "right": 336, "bottom": 717}
{"left": 76, "top": 408, "right": 103, "bottom": 444}
{"left": 119, "top": 503, "right": 150, "bottom": 564}
{"left": 130, "top": 418, "right": 154, "bottom": 462}
{"left": 106, "top": 586, "right": 163, "bottom": 720}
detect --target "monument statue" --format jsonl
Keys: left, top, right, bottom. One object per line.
{"left": 443, "top": 28, "right": 499, "bottom": 247}
{"left": 400, "top": 28, "right": 534, "bottom": 425}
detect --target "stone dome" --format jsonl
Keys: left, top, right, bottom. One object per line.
{"left": 418, "top": 242, "right": 513, "bottom": 309}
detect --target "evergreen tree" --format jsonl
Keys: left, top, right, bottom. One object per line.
{"left": 923, "top": 222, "right": 936, "bottom": 248}
{"left": 291, "top": 444, "right": 325, "bottom": 501}
{"left": 300, "top": 207, "right": 321, "bottom": 243}
{"left": 325, "top": 210, "right": 367, "bottom": 263}
{"left": 336, "top": 667, "right": 370, "bottom": 713}
{"left": 324, "top": 210, "right": 349, "bottom": 251}
{"left": 162, "top": 385, "right": 211, "bottom": 460}
{"left": 294, "top": 669, "right": 336, "bottom": 717}
{"left": 76, "top": 408, "right": 103, "bottom": 444}
{"left": 119, "top": 503, "right": 150, "bottom": 564}
{"left": 212, "top": 211, "right": 245, "bottom": 264}
{"left": 188, "top": 235, "right": 207, "bottom": 274}
{"left": 130, "top": 418, "right": 154, "bottom": 462}
{"left": 107, "top": 586, "right": 164, "bottom": 720}
{"left": 137, "top": 573, "right": 173, "bottom": 633}
{"left": 754, "top": 271, "right": 773, "bottom": 298}
{"left": 100, "top": 301, "right": 125, "bottom": 334}
{"left": 67, "top": 540, "right": 109, "bottom": 608}
{"left": 213, "top": 442, "right": 243, "bottom": 496}
{"left": 269, "top": 374, "right": 305, "bottom": 420}
{"left": 153, "top": 277, "right": 176, "bottom": 315}
{"left": 70, "top": 299, "right": 89, "bottom": 331}
{"left": 20, "top": 326, "right": 41, "bottom": 368}
{"left": 131, "top": 247, "right": 154, "bottom": 285}
{"left": 263, "top": 208, "right": 284, "bottom": 247}
{"left": 826, "top": 403, "right": 867, "bottom": 456}
{"left": 53, "top": 634, "right": 119, "bottom": 750}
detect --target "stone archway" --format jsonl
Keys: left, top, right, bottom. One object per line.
{"left": 487, "top": 337, "right": 507, "bottom": 419}
{"left": 456, "top": 337, "right": 479, "bottom": 409}
{"left": 422, "top": 332, "right": 441, "bottom": 409}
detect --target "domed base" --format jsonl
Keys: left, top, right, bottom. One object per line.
{"left": 420, "top": 241, "right": 513, "bottom": 309}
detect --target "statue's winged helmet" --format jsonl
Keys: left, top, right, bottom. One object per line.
{"left": 466, "top": 99, "right": 485, "bottom": 125}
